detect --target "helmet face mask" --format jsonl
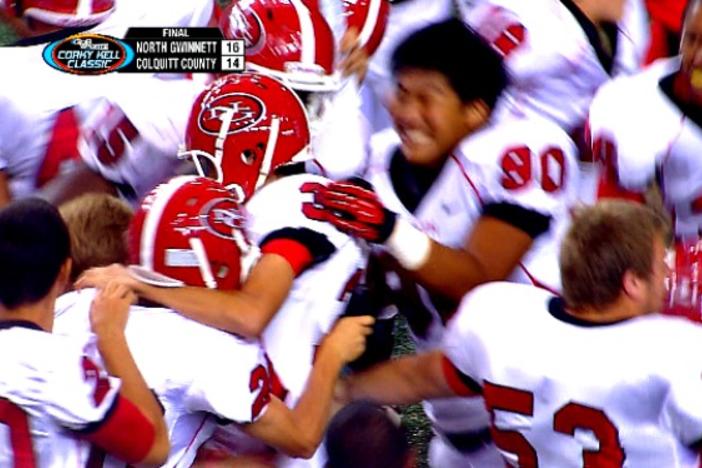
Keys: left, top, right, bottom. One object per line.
{"left": 181, "top": 72, "right": 311, "bottom": 202}
{"left": 129, "top": 176, "right": 249, "bottom": 290}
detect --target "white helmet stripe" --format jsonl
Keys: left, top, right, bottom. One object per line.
{"left": 255, "top": 116, "right": 280, "bottom": 192}
{"left": 290, "top": 0, "right": 316, "bottom": 64}
{"left": 76, "top": 0, "right": 91, "bottom": 16}
{"left": 189, "top": 237, "right": 218, "bottom": 289}
{"left": 140, "top": 176, "right": 194, "bottom": 271}
{"left": 358, "top": 0, "right": 382, "bottom": 49}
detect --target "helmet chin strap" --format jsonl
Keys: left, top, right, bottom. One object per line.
{"left": 189, "top": 237, "right": 218, "bottom": 289}
{"left": 254, "top": 116, "right": 280, "bottom": 192}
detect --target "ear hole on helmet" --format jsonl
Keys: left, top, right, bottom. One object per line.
{"left": 256, "top": 142, "right": 265, "bottom": 151}
{"left": 215, "top": 263, "right": 230, "bottom": 279}
{"left": 242, "top": 149, "right": 256, "bottom": 165}
{"left": 266, "top": 8, "right": 274, "bottom": 20}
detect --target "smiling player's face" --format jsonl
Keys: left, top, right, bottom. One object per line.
{"left": 388, "top": 68, "right": 487, "bottom": 168}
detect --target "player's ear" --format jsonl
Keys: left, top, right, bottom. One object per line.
{"left": 462, "top": 99, "right": 490, "bottom": 132}
{"left": 56, "top": 258, "right": 73, "bottom": 293}
{"left": 621, "top": 269, "right": 646, "bottom": 303}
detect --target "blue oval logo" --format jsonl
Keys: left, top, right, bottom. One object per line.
{"left": 43, "top": 33, "right": 134, "bottom": 75}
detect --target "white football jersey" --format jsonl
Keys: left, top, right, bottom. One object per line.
{"left": 210, "top": 173, "right": 366, "bottom": 467}
{"left": 78, "top": 76, "right": 204, "bottom": 203}
{"left": 247, "top": 173, "right": 366, "bottom": 401}
{"left": 463, "top": 0, "right": 648, "bottom": 134}
{"left": 443, "top": 282, "right": 702, "bottom": 467}
{"left": 0, "top": 321, "right": 121, "bottom": 467}
{"left": 588, "top": 57, "right": 702, "bottom": 238}
{"left": 369, "top": 115, "right": 578, "bottom": 298}
{"left": 54, "top": 289, "right": 270, "bottom": 468}
{"left": 0, "top": 47, "right": 120, "bottom": 199}
{"left": 365, "top": 117, "right": 577, "bottom": 466}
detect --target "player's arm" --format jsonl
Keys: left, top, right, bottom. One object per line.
{"left": 243, "top": 316, "right": 374, "bottom": 458}
{"left": 315, "top": 180, "right": 542, "bottom": 302}
{"left": 341, "top": 350, "right": 478, "bottom": 406}
{"left": 396, "top": 208, "right": 538, "bottom": 301}
{"left": 77, "top": 227, "right": 336, "bottom": 338}
{"left": 38, "top": 161, "right": 117, "bottom": 207}
{"left": 88, "top": 282, "right": 170, "bottom": 464}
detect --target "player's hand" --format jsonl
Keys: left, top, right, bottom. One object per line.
{"left": 90, "top": 281, "right": 137, "bottom": 340}
{"left": 76, "top": 263, "right": 140, "bottom": 292}
{"left": 322, "top": 315, "right": 375, "bottom": 364}
{"left": 339, "top": 26, "right": 369, "bottom": 82}
{"left": 333, "top": 378, "right": 352, "bottom": 406}
{"left": 315, "top": 178, "right": 397, "bottom": 243}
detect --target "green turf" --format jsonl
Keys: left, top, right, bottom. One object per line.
{"left": 0, "top": 19, "right": 17, "bottom": 45}
{"left": 392, "top": 316, "right": 432, "bottom": 468}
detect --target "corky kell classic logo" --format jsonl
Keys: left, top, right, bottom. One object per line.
{"left": 43, "top": 33, "right": 134, "bottom": 74}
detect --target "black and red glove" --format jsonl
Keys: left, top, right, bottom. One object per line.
{"left": 315, "top": 178, "right": 397, "bottom": 243}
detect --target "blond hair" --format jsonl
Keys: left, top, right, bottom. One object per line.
{"left": 59, "top": 194, "right": 132, "bottom": 281}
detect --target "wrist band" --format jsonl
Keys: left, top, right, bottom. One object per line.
{"left": 385, "top": 217, "right": 431, "bottom": 271}
{"left": 261, "top": 239, "right": 313, "bottom": 276}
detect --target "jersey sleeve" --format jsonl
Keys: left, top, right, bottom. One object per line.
{"left": 587, "top": 79, "right": 658, "bottom": 193}
{"left": 310, "top": 77, "right": 371, "bottom": 180}
{"left": 463, "top": 2, "right": 567, "bottom": 81}
{"left": 247, "top": 173, "right": 354, "bottom": 252}
{"left": 42, "top": 339, "right": 122, "bottom": 430}
{"left": 183, "top": 336, "right": 270, "bottom": 425}
{"left": 463, "top": 118, "right": 579, "bottom": 236}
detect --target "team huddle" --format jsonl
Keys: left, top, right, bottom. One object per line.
{"left": 1, "top": 0, "right": 702, "bottom": 466}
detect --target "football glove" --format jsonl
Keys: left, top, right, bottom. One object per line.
{"left": 315, "top": 177, "right": 397, "bottom": 243}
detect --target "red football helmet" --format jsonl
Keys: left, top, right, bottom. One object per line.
{"left": 8, "top": 0, "right": 116, "bottom": 27}
{"left": 341, "top": 0, "right": 389, "bottom": 56}
{"left": 219, "top": 0, "right": 338, "bottom": 92}
{"left": 128, "top": 176, "right": 248, "bottom": 290}
{"left": 180, "top": 72, "right": 311, "bottom": 202}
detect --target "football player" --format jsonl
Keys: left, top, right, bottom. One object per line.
{"left": 0, "top": 0, "right": 217, "bottom": 208}
{"left": 337, "top": 201, "right": 702, "bottom": 467}
{"left": 56, "top": 176, "right": 374, "bottom": 465}
{"left": 40, "top": 74, "right": 205, "bottom": 206}
{"left": 0, "top": 0, "right": 115, "bottom": 40}
{"left": 588, "top": 0, "right": 702, "bottom": 321}
{"left": 460, "top": 0, "right": 649, "bottom": 203}
{"left": 0, "top": 198, "right": 169, "bottom": 466}
{"left": 312, "top": 19, "right": 580, "bottom": 467}
{"left": 219, "top": 0, "right": 386, "bottom": 180}
{"left": 77, "top": 73, "right": 373, "bottom": 466}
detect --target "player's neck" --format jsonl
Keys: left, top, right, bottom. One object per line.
{"left": 565, "top": 298, "right": 643, "bottom": 323}
{"left": 0, "top": 300, "right": 55, "bottom": 332}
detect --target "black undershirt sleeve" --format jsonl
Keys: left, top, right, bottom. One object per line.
{"left": 482, "top": 202, "right": 552, "bottom": 239}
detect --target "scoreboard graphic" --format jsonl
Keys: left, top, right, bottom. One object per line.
{"left": 43, "top": 27, "right": 244, "bottom": 75}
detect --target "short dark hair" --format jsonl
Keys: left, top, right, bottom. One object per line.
{"left": 0, "top": 198, "right": 71, "bottom": 309}
{"left": 325, "top": 401, "right": 410, "bottom": 468}
{"left": 391, "top": 18, "right": 508, "bottom": 109}
{"left": 560, "top": 201, "right": 668, "bottom": 311}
